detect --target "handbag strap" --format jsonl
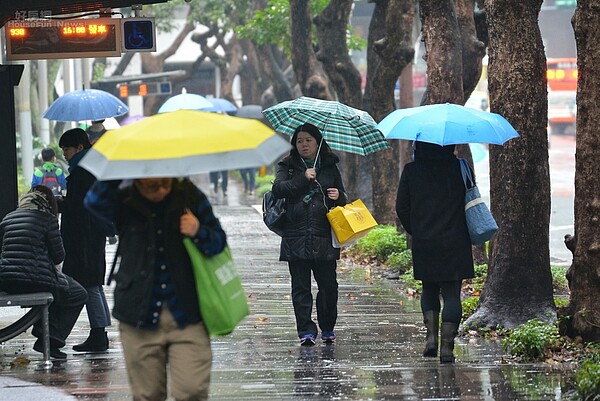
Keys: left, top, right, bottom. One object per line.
{"left": 459, "top": 159, "right": 475, "bottom": 189}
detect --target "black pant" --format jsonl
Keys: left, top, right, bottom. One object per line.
{"left": 288, "top": 260, "right": 338, "bottom": 337}
{"left": 32, "top": 275, "right": 88, "bottom": 348}
{"left": 420, "top": 280, "right": 462, "bottom": 324}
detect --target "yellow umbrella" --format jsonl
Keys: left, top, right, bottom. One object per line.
{"left": 79, "top": 109, "right": 291, "bottom": 180}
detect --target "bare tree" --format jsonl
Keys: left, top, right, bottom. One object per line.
{"left": 465, "top": 0, "right": 554, "bottom": 329}
{"left": 563, "top": 0, "right": 600, "bottom": 342}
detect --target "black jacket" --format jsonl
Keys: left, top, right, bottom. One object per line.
{"left": 86, "top": 179, "right": 227, "bottom": 327}
{"left": 0, "top": 209, "right": 67, "bottom": 296}
{"left": 60, "top": 159, "right": 107, "bottom": 287}
{"left": 272, "top": 152, "right": 347, "bottom": 261}
{"left": 396, "top": 142, "right": 474, "bottom": 282}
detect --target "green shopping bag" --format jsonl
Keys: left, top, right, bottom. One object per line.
{"left": 184, "top": 238, "right": 249, "bottom": 336}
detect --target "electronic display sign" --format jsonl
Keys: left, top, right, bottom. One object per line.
{"left": 118, "top": 81, "right": 172, "bottom": 97}
{"left": 5, "top": 17, "right": 121, "bottom": 60}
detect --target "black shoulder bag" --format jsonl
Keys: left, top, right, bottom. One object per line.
{"left": 262, "top": 168, "right": 293, "bottom": 236}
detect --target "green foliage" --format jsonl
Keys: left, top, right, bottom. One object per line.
{"left": 400, "top": 268, "right": 422, "bottom": 293}
{"left": 386, "top": 250, "right": 412, "bottom": 274}
{"left": 555, "top": 297, "right": 569, "bottom": 309}
{"left": 348, "top": 225, "right": 407, "bottom": 263}
{"left": 502, "top": 319, "right": 560, "bottom": 361}
{"left": 256, "top": 174, "right": 275, "bottom": 197}
{"left": 256, "top": 174, "right": 274, "bottom": 188}
{"left": 551, "top": 265, "right": 569, "bottom": 293}
{"left": 462, "top": 297, "right": 479, "bottom": 320}
{"left": 238, "top": 0, "right": 365, "bottom": 57}
{"left": 574, "top": 359, "right": 600, "bottom": 400}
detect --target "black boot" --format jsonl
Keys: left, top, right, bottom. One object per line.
{"left": 422, "top": 310, "right": 439, "bottom": 357}
{"left": 440, "top": 322, "right": 459, "bottom": 364}
{"left": 72, "top": 328, "right": 109, "bottom": 352}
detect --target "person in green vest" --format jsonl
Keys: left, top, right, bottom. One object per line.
{"left": 32, "top": 148, "right": 67, "bottom": 197}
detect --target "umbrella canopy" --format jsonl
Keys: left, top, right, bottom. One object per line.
{"left": 158, "top": 93, "right": 213, "bottom": 113}
{"left": 120, "top": 115, "right": 147, "bottom": 126}
{"left": 237, "top": 105, "right": 264, "bottom": 120}
{"left": 79, "top": 117, "right": 120, "bottom": 130}
{"left": 206, "top": 98, "right": 238, "bottom": 114}
{"left": 79, "top": 110, "right": 291, "bottom": 180}
{"left": 43, "top": 89, "right": 128, "bottom": 122}
{"left": 262, "top": 96, "right": 389, "bottom": 156}
{"left": 377, "top": 103, "right": 520, "bottom": 145}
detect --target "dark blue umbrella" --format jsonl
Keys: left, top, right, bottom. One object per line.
{"left": 43, "top": 89, "right": 129, "bottom": 122}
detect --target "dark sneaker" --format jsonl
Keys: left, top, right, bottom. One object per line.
{"left": 321, "top": 331, "right": 336, "bottom": 343}
{"left": 299, "top": 334, "right": 316, "bottom": 346}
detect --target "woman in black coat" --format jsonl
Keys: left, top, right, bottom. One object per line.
{"left": 272, "top": 123, "right": 347, "bottom": 346}
{"left": 396, "top": 141, "right": 474, "bottom": 363}
{"left": 0, "top": 187, "right": 87, "bottom": 359}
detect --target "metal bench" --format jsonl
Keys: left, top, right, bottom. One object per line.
{"left": 0, "top": 291, "right": 54, "bottom": 369}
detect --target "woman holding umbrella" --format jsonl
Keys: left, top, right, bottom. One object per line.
{"left": 271, "top": 123, "right": 347, "bottom": 346}
{"left": 395, "top": 141, "right": 474, "bottom": 363}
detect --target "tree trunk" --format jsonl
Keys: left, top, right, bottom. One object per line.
{"left": 455, "top": 0, "right": 486, "bottom": 101}
{"left": 565, "top": 0, "right": 600, "bottom": 342}
{"left": 419, "top": 0, "right": 464, "bottom": 105}
{"left": 465, "top": 0, "right": 554, "bottom": 329}
{"left": 257, "top": 44, "right": 295, "bottom": 104}
{"left": 314, "top": 0, "right": 361, "bottom": 105}
{"left": 362, "top": 0, "right": 414, "bottom": 224}
{"left": 290, "top": 0, "right": 325, "bottom": 95}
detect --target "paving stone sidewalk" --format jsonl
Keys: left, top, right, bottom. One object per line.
{"left": 0, "top": 174, "right": 574, "bottom": 400}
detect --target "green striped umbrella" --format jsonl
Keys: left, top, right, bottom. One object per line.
{"left": 262, "top": 97, "right": 390, "bottom": 156}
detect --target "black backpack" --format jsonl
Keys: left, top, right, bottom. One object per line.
{"left": 41, "top": 168, "right": 61, "bottom": 196}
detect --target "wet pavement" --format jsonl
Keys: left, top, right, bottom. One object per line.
{"left": 0, "top": 173, "right": 577, "bottom": 400}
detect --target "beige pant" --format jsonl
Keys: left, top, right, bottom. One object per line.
{"left": 119, "top": 307, "right": 212, "bottom": 401}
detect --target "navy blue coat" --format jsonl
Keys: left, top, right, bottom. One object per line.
{"left": 60, "top": 153, "right": 108, "bottom": 288}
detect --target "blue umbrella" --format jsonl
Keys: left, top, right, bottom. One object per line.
{"left": 43, "top": 89, "right": 129, "bottom": 122}
{"left": 158, "top": 92, "right": 213, "bottom": 113}
{"left": 206, "top": 98, "right": 238, "bottom": 114}
{"left": 377, "top": 103, "right": 520, "bottom": 145}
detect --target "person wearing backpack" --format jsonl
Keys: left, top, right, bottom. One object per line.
{"left": 32, "top": 148, "right": 67, "bottom": 197}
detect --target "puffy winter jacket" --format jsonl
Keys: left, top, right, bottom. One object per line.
{"left": 272, "top": 153, "right": 347, "bottom": 261}
{"left": 0, "top": 208, "right": 66, "bottom": 296}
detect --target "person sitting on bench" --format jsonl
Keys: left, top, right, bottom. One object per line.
{"left": 0, "top": 186, "right": 88, "bottom": 359}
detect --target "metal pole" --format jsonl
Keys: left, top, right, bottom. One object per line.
{"left": 38, "top": 60, "right": 50, "bottom": 145}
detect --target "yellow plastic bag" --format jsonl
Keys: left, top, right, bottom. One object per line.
{"left": 326, "top": 199, "right": 378, "bottom": 245}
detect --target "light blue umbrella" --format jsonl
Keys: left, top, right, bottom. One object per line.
{"left": 206, "top": 98, "right": 238, "bottom": 114}
{"left": 158, "top": 92, "right": 213, "bottom": 113}
{"left": 377, "top": 103, "right": 520, "bottom": 145}
{"left": 43, "top": 89, "right": 128, "bottom": 122}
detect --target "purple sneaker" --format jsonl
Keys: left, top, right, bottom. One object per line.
{"left": 321, "top": 331, "right": 336, "bottom": 343}
{"left": 299, "top": 334, "right": 316, "bottom": 346}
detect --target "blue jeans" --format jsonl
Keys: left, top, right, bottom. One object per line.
{"left": 84, "top": 285, "right": 112, "bottom": 328}
{"left": 239, "top": 168, "right": 256, "bottom": 192}
{"left": 209, "top": 171, "right": 228, "bottom": 192}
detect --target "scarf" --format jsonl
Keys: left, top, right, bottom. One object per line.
{"left": 18, "top": 191, "right": 52, "bottom": 215}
